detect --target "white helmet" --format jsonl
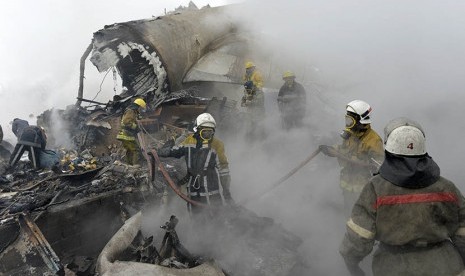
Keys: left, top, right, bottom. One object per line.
{"left": 384, "top": 117, "right": 426, "bottom": 156}
{"left": 193, "top": 113, "right": 216, "bottom": 132}
{"left": 346, "top": 100, "right": 372, "bottom": 124}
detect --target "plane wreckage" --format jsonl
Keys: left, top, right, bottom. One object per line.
{"left": 0, "top": 3, "right": 308, "bottom": 275}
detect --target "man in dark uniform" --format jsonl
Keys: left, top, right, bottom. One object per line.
{"left": 9, "top": 120, "right": 47, "bottom": 169}
{"left": 339, "top": 117, "right": 465, "bottom": 276}
{"left": 277, "top": 71, "right": 307, "bottom": 129}
{"left": 157, "top": 113, "right": 233, "bottom": 214}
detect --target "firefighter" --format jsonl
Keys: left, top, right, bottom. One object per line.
{"left": 277, "top": 71, "right": 307, "bottom": 129}
{"left": 116, "top": 98, "right": 146, "bottom": 165}
{"left": 243, "top": 61, "right": 264, "bottom": 92}
{"left": 157, "top": 113, "right": 233, "bottom": 214}
{"left": 319, "top": 100, "right": 384, "bottom": 214}
{"left": 241, "top": 62, "right": 265, "bottom": 140}
{"left": 9, "top": 120, "right": 47, "bottom": 169}
{"left": 339, "top": 117, "right": 465, "bottom": 276}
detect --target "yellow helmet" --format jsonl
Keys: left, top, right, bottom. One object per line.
{"left": 282, "top": 71, "right": 295, "bottom": 79}
{"left": 134, "top": 98, "right": 147, "bottom": 109}
{"left": 245, "top": 61, "right": 255, "bottom": 69}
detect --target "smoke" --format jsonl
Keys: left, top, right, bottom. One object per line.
{"left": 139, "top": 2, "right": 465, "bottom": 274}
{"left": 211, "top": 0, "right": 465, "bottom": 274}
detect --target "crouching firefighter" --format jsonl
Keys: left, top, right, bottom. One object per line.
{"left": 157, "top": 113, "right": 233, "bottom": 214}
{"left": 339, "top": 117, "right": 465, "bottom": 276}
{"left": 9, "top": 120, "right": 47, "bottom": 169}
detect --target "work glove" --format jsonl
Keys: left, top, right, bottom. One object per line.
{"left": 319, "top": 145, "right": 337, "bottom": 157}
{"left": 244, "top": 80, "right": 254, "bottom": 90}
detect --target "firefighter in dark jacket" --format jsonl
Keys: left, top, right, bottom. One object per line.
{"left": 9, "top": 120, "right": 47, "bottom": 169}
{"left": 339, "top": 117, "right": 465, "bottom": 276}
{"left": 12, "top": 118, "right": 29, "bottom": 138}
{"left": 116, "top": 98, "right": 146, "bottom": 165}
{"left": 319, "top": 100, "right": 384, "bottom": 215}
{"left": 277, "top": 71, "right": 306, "bottom": 129}
{"left": 157, "top": 113, "right": 233, "bottom": 213}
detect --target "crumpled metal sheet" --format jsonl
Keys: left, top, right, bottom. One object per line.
{"left": 0, "top": 214, "right": 63, "bottom": 275}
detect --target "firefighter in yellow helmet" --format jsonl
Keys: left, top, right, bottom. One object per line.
{"left": 340, "top": 117, "right": 465, "bottom": 276}
{"left": 319, "top": 100, "right": 384, "bottom": 216}
{"left": 242, "top": 61, "right": 265, "bottom": 109}
{"left": 277, "top": 71, "right": 307, "bottom": 129}
{"left": 116, "top": 98, "right": 146, "bottom": 165}
{"left": 243, "top": 61, "right": 264, "bottom": 91}
{"left": 241, "top": 61, "right": 265, "bottom": 140}
{"left": 157, "top": 113, "right": 233, "bottom": 214}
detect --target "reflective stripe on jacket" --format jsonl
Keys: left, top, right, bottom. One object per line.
{"left": 163, "top": 134, "right": 230, "bottom": 203}
{"left": 340, "top": 175, "right": 465, "bottom": 275}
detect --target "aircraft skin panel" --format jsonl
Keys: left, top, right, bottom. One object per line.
{"left": 89, "top": 6, "right": 240, "bottom": 101}
{"left": 184, "top": 51, "right": 241, "bottom": 83}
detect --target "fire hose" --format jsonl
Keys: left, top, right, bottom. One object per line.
{"left": 239, "top": 148, "right": 322, "bottom": 205}
{"left": 137, "top": 123, "right": 207, "bottom": 208}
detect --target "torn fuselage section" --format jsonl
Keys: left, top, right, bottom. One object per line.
{"left": 87, "top": 5, "right": 247, "bottom": 109}
{"left": 90, "top": 25, "right": 169, "bottom": 103}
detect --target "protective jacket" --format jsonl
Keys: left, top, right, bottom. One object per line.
{"left": 18, "top": 126, "right": 47, "bottom": 149}
{"left": 336, "top": 126, "right": 384, "bottom": 193}
{"left": 9, "top": 126, "right": 47, "bottom": 169}
{"left": 277, "top": 81, "right": 306, "bottom": 125}
{"left": 116, "top": 104, "right": 140, "bottom": 141}
{"left": 243, "top": 69, "right": 264, "bottom": 90}
{"left": 340, "top": 153, "right": 465, "bottom": 276}
{"left": 158, "top": 133, "right": 231, "bottom": 208}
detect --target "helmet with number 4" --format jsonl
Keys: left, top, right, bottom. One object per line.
{"left": 384, "top": 117, "right": 426, "bottom": 156}
{"left": 346, "top": 100, "right": 372, "bottom": 124}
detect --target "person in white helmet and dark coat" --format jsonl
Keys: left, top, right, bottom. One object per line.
{"left": 157, "top": 113, "right": 233, "bottom": 214}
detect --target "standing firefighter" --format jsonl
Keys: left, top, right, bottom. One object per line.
{"left": 241, "top": 61, "right": 265, "bottom": 140}
{"left": 319, "top": 100, "right": 384, "bottom": 214}
{"left": 9, "top": 120, "right": 47, "bottom": 169}
{"left": 277, "top": 71, "right": 307, "bottom": 129}
{"left": 116, "top": 98, "right": 146, "bottom": 165}
{"left": 243, "top": 61, "right": 264, "bottom": 93}
{"left": 157, "top": 113, "right": 233, "bottom": 214}
{"left": 340, "top": 117, "right": 465, "bottom": 276}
